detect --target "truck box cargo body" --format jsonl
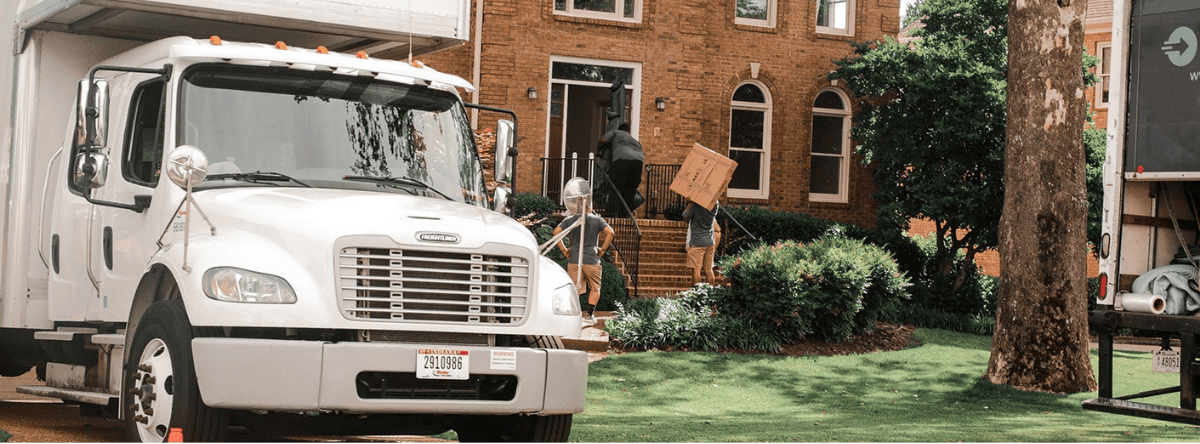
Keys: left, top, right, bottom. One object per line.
{"left": 1086, "top": 0, "right": 1200, "bottom": 425}
{"left": 0, "top": 1, "right": 587, "bottom": 441}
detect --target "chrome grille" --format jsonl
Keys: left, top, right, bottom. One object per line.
{"left": 339, "top": 247, "right": 529, "bottom": 324}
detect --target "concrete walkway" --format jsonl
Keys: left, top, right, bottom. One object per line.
{"left": 563, "top": 312, "right": 614, "bottom": 362}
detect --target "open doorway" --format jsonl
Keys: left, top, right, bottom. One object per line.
{"left": 543, "top": 58, "right": 639, "bottom": 203}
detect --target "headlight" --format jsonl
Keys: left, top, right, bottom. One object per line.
{"left": 551, "top": 283, "right": 581, "bottom": 316}
{"left": 203, "top": 267, "right": 297, "bottom": 304}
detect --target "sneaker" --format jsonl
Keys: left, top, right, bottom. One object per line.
{"left": 582, "top": 312, "right": 596, "bottom": 324}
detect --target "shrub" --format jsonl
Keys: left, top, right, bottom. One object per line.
{"left": 890, "top": 304, "right": 996, "bottom": 336}
{"left": 605, "top": 284, "right": 782, "bottom": 352}
{"left": 718, "top": 236, "right": 910, "bottom": 343}
{"left": 719, "top": 206, "right": 924, "bottom": 279}
{"left": 718, "top": 206, "right": 1002, "bottom": 336}
{"left": 719, "top": 206, "right": 869, "bottom": 255}
{"left": 512, "top": 193, "right": 558, "bottom": 223}
{"left": 903, "top": 234, "right": 994, "bottom": 317}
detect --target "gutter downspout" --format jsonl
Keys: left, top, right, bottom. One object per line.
{"left": 470, "top": 0, "right": 484, "bottom": 129}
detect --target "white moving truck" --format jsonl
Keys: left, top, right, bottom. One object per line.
{"left": 1086, "top": 0, "right": 1200, "bottom": 426}
{"left": 0, "top": 1, "right": 587, "bottom": 441}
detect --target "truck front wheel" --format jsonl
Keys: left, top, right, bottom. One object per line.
{"left": 123, "top": 299, "right": 228, "bottom": 442}
{"left": 456, "top": 412, "right": 573, "bottom": 442}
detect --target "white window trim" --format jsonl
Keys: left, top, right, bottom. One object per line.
{"left": 1096, "top": 42, "right": 1111, "bottom": 109}
{"left": 727, "top": 80, "right": 772, "bottom": 200}
{"left": 809, "top": 90, "right": 851, "bottom": 203}
{"left": 554, "top": 0, "right": 642, "bottom": 23}
{"left": 734, "top": 0, "right": 777, "bottom": 28}
{"left": 815, "top": 0, "right": 855, "bottom": 36}
{"left": 544, "top": 56, "right": 643, "bottom": 158}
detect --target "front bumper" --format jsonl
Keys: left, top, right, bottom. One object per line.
{"left": 191, "top": 338, "right": 587, "bottom": 415}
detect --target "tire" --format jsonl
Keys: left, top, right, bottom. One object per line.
{"left": 455, "top": 335, "right": 574, "bottom": 442}
{"left": 456, "top": 412, "right": 573, "bottom": 442}
{"left": 123, "top": 299, "right": 228, "bottom": 442}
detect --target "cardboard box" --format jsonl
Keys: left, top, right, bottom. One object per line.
{"left": 669, "top": 143, "right": 737, "bottom": 210}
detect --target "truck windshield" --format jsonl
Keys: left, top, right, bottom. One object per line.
{"left": 179, "top": 65, "right": 488, "bottom": 207}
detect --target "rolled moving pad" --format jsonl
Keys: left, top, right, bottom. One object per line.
{"left": 1130, "top": 264, "right": 1200, "bottom": 315}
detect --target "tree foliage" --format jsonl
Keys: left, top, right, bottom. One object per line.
{"left": 830, "top": 0, "right": 1008, "bottom": 294}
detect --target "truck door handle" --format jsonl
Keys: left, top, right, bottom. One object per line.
{"left": 103, "top": 226, "right": 113, "bottom": 270}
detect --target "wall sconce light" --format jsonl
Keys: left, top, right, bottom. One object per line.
{"left": 655, "top": 97, "right": 666, "bottom": 111}
{"left": 527, "top": 87, "right": 538, "bottom": 100}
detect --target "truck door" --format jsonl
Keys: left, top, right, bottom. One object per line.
{"left": 89, "top": 74, "right": 170, "bottom": 321}
{"left": 46, "top": 83, "right": 109, "bottom": 322}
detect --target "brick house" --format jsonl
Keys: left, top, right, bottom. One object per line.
{"left": 1085, "top": 0, "right": 1112, "bottom": 128}
{"left": 407, "top": 0, "right": 900, "bottom": 295}
{"left": 420, "top": 0, "right": 901, "bottom": 228}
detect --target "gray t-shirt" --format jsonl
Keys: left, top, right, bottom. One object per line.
{"left": 600, "top": 130, "right": 645, "bottom": 163}
{"left": 682, "top": 203, "right": 717, "bottom": 247}
{"left": 557, "top": 214, "right": 611, "bottom": 265}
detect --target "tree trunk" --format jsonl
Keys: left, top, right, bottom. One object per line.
{"left": 986, "top": 0, "right": 1096, "bottom": 393}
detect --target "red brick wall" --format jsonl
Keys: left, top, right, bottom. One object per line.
{"left": 419, "top": 0, "right": 900, "bottom": 229}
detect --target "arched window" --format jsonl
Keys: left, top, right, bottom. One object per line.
{"left": 810, "top": 89, "right": 850, "bottom": 202}
{"left": 727, "top": 81, "right": 771, "bottom": 199}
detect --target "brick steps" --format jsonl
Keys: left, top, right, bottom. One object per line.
{"left": 608, "top": 218, "right": 725, "bottom": 298}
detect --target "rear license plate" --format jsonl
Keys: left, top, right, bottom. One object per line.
{"left": 417, "top": 349, "right": 469, "bottom": 380}
{"left": 1153, "top": 349, "right": 1180, "bottom": 373}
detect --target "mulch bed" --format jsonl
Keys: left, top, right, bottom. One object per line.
{"left": 610, "top": 321, "right": 922, "bottom": 357}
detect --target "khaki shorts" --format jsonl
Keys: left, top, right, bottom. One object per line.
{"left": 687, "top": 244, "right": 716, "bottom": 270}
{"left": 566, "top": 263, "right": 603, "bottom": 301}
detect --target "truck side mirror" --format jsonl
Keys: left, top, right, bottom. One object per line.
{"left": 495, "top": 120, "right": 515, "bottom": 184}
{"left": 74, "top": 78, "right": 109, "bottom": 150}
{"left": 492, "top": 186, "right": 511, "bottom": 214}
{"left": 73, "top": 152, "right": 108, "bottom": 189}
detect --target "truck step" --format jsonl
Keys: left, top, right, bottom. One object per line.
{"left": 90, "top": 333, "right": 124, "bottom": 346}
{"left": 1082, "top": 397, "right": 1200, "bottom": 425}
{"left": 16, "top": 385, "right": 117, "bottom": 406}
{"left": 33, "top": 327, "right": 99, "bottom": 341}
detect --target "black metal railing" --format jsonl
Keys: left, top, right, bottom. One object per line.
{"left": 541, "top": 158, "right": 685, "bottom": 219}
{"left": 643, "top": 164, "right": 685, "bottom": 218}
{"left": 594, "top": 177, "right": 642, "bottom": 298}
{"left": 541, "top": 155, "right": 598, "bottom": 208}
{"left": 715, "top": 207, "right": 758, "bottom": 260}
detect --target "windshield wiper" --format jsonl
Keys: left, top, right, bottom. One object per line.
{"left": 207, "top": 171, "right": 312, "bottom": 188}
{"left": 342, "top": 175, "right": 454, "bottom": 201}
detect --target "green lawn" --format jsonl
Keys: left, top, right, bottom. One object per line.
{"left": 573, "top": 329, "right": 1198, "bottom": 442}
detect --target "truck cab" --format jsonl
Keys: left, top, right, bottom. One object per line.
{"left": 1, "top": 2, "right": 586, "bottom": 442}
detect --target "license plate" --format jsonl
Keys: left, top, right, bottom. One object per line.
{"left": 417, "top": 349, "right": 469, "bottom": 380}
{"left": 1153, "top": 349, "right": 1180, "bottom": 373}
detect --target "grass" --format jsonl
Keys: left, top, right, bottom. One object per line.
{"left": 572, "top": 329, "right": 1198, "bottom": 442}
{"left": 0, "top": 430, "right": 7, "bottom": 442}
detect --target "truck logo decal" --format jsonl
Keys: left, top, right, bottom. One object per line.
{"left": 1163, "top": 26, "right": 1197, "bottom": 67}
{"left": 417, "top": 232, "right": 460, "bottom": 244}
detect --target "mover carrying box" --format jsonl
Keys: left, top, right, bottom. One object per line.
{"left": 670, "top": 143, "right": 737, "bottom": 210}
